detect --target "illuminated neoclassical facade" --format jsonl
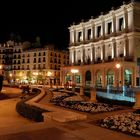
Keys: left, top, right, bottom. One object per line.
{"left": 61, "top": 0, "right": 140, "bottom": 88}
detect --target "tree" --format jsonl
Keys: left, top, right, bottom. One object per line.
{"left": 26, "top": 71, "right": 32, "bottom": 83}
{"left": 33, "top": 36, "right": 41, "bottom": 48}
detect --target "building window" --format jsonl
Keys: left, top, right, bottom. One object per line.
{"left": 54, "top": 58, "right": 57, "bottom": 63}
{"left": 27, "top": 65, "right": 29, "bottom": 70}
{"left": 39, "top": 52, "right": 41, "bottom": 56}
{"left": 43, "top": 57, "right": 46, "bottom": 62}
{"left": 14, "top": 60, "right": 16, "bottom": 64}
{"left": 50, "top": 64, "right": 52, "bottom": 69}
{"left": 33, "top": 65, "right": 36, "bottom": 69}
{"left": 22, "top": 59, "right": 25, "bottom": 63}
{"left": 14, "top": 66, "right": 16, "bottom": 70}
{"left": 43, "top": 52, "right": 46, "bottom": 56}
{"left": 34, "top": 58, "right": 36, "bottom": 63}
{"left": 54, "top": 65, "right": 57, "bottom": 70}
{"left": 38, "top": 64, "right": 41, "bottom": 69}
{"left": 43, "top": 64, "right": 45, "bottom": 69}
{"left": 55, "top": 53, "right": 57, "bottom": 57}
{"left": 22, "top": 65, "right": 24, "bottom": 69}
{"left": 27, "top": 54, "right": 30, "bottom": 57}
{"left": 14, "top": 55, "right": 16, "bottom": 59}
{"left": 18, "top": 55, "right": 21, "bottom": 59}
{"left": 50, "top": 58, "right": 53, "bottom": 63}
{"left": 22, "top": 54, "right": 25, "bottom": 57}
{"left": 18, "top": 60, "right": 20, "bottom": 64}
{"left": 97, "top": 26, "right": 101, "bottom": 37}
{"left": 34, "top": 53, "right": 36, "bottom": 57}
{"left": 108, "top": 22, "right": 112, "bottom": 34}
{"left": 67, "top": 61, "right": 69, "bottom": 65}
{"left": 119, "top": 17, "right": 124, "bottom": 31}
{"left": 87, "top": 29, "right": 91, "bottom": 40}
{"left": 58, "top": 59, "right": 61, "bottom": 64}
{"left": 18, "top": 66, "right": 20, "bottom": 70}
{"left": 50, "top": 52, "right": 53, "bottom": 56}
{"left": 38, "top": 58, "right": 41, "bottom": 63}
{"left": 78, "top": 32, "right": 82, "bottom": 42}
{"left": 27, "top": 59, "right": 30, "bottom": 63}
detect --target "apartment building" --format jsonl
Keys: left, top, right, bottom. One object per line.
{"left": 0, "top": 41, "right": 69, "bottom": 85}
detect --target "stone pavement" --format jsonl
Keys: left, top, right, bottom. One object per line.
{"left": 0, "top": 87, "right": 139, "bottom": 140}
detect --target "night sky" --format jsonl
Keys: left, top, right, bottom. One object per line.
{"left": 0, "top": 0, "right": 136, "bottom": 49}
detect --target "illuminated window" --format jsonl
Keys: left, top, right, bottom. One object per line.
{"left": 108, "top": 22, "right": 112, "bottom": 34}
{"left": 97, "top": 26, "right": 101, "bottom": 37}
{"left": 87, "top": 29, "right": 91, "bottom": 40}
{"left": 119, "top": 17, "right": 124, "bottom": 31}
{"left": 78, "top": 32, "right": 82, "bottom": 42}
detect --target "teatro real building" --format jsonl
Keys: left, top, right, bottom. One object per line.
{"left": 61, "top": 0, "right": 140, "bottom": 88}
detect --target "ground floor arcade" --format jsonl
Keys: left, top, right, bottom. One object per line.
{"left": 60, "top": 61, "right": 138, "bottom": 88}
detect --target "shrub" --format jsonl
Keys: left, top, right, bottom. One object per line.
{"left": 16, "top": 101, "right": 47, "bottom": 122}
{"left": 133, "top": 109, "right": 140, "bottom": 114}
{"left": 16, "top": 88, "right": 48, "bottom": 122}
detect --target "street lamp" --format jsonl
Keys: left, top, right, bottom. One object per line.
{"left": 115, "top": 63, "right": 121, "bottom": 89}
{"left": 71, "top": 69, "right": 79, "bottom": 93}
{"left": 47, "top": 71, "right": 52, "bottom": 87}
{"left": 0, "top": 65, "right": 2, "bottom": 75}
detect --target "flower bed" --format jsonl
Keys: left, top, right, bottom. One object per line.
{"left": 100, "top": 113, "right": 140, "bottom": 136}
{"left": 51, "top": 95, "right": 121, "bottom": 113}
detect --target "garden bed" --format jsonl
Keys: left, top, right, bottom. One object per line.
{"left": 99, "top": 112, "right": 140, "bottom": 136}
{"left": 51, "top": 95, "right": 122, "bottom": 113}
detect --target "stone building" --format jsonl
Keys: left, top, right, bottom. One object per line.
{"left": 0, "top": 41, "right": 69, "bottom": 85}
{"left": 61, "top": 0, "right": 140, "bottom": 88}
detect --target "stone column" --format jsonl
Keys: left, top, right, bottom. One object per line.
{"left": 102, "top": 69, "right": 106, "bottom": 88}
{"left": 81, "top": 70, "right": 85, "bottom": 87}
{"left": 120, "top": 67, "right": 124, "bottom": 86}
{"left": 80, "top": 86, "right": 84, "bottom": 96}
{"left": 90, "top": 87, "right": 97, "bottom": 102}
{"left": 133, "top": 91, "right": 140, "bottom": 109}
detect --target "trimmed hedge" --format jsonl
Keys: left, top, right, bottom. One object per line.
{"left": 16, "top": 101, "right": 47, "bottom": 122}
{"left": 133, "top": 109, "right": 140, "bottom": 114}
{"left": 16, "top": 88, "right": 48, "bottom": 122}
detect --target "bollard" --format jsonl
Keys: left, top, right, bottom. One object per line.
{"left": 133, "top": 91, "right": 140, "bottom": 109}
{"left": 90, "top": 87, "right": 97, "bottom": 102}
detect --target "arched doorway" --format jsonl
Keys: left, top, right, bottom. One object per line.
{"left": 85, "top": 70, "right": 91, "bottom": 86}
{"left": 106, "top": 69, "right": 114, "bottom": 86}
{"left": 95, "top": 70, "right": 102, "bottom": 88}
{"left": 124, "top": 69, "right": 132, "bottom": 87}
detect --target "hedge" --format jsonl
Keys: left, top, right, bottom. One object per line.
{"left": 16, "top": 88, "right": 48, "bottom": 122}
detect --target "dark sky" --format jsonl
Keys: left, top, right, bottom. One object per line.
{"left": 0, "top": 0, "right": 135, "bottom": 49}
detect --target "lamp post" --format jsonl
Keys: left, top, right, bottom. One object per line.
{"left": 115, "top": 63, "right": 121, "bottom": 92}
{"left": 71, "top": 69, "right": 79, "bottom": 93}
{"left": 47, "top": 71, "right": 52, "bottom": 88}
{"left": 0, "top": 65, "right": 2, "bottom": 75}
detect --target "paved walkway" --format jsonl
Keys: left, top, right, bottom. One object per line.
{"left": 0, "top": 87, "right": 139, "bottom": 140}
